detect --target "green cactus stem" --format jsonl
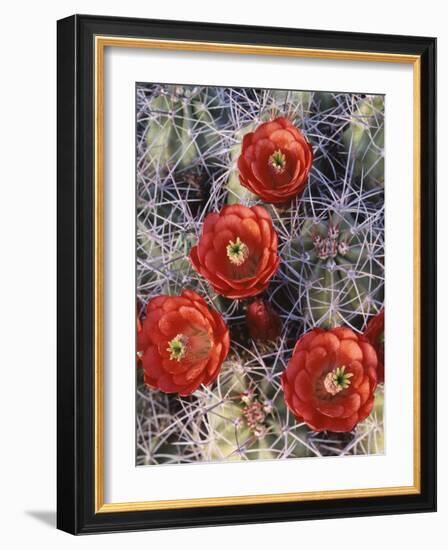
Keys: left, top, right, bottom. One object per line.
{"left": 343, "top": 95, "right": 385, "bottom": 190}
{"left": 284, "top": 209, "right": 384, "bottom": 328}
{"left": 145, "top": 85, "right": 224, "bottom": 175}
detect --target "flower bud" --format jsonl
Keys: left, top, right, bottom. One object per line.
{"left": 246, "top": 299, "right": 281, "bottom": 341}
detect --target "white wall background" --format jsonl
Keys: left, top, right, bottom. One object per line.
{"left": 0, "top": 0, "right": 443, "bottom": 547}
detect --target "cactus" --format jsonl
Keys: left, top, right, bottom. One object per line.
{"left": 136, "top": 84, "right": 385, "bottom": 464}
{"left": 144, "top": 84, "right": 226, "bottom": 175}
{"left": 343, "top": 95, "right": 385, "bottom": 189}
{"left": 226, "top": 122, "right": 259, "bottom": 205}
{"left": 282, "top": 204, "right": 384, "bottom": 329}
{"left": 136, "top": 368, "right": 206, "bottom": 465}
{"left": 203, "top": 348, "right": 311, "bottom": 461}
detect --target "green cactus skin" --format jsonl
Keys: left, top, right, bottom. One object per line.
{"left": 136, "top": 370, "right": 203, "bottom": 465}
{"left": 269, "top": 90, "right": 313, "bottom": 121}
{"left": 284, "top": 210, "right": 383, "bottom": 328}
{"left": 226, "top": 122, "right": 259, "bottom": 205}
{"left": 145, "top": 85, "right": 224, "bottom": 175}
{"left": 204, "top": 358, "right": 311, "bottom": 461}
{"left": 343, "top": 96, "right": 385, "bottom": 190}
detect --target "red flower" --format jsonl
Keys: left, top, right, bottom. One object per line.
{"left": 281, "top": 327, "right": 377, "bottom": 432}
{"left": 246, "top": 298, "right": 281, "bottom": 341}
{"left": 238, "top": 117, "right": 313, "bottom": 204}
{"left": 136, "top": 317, "right": 148, "bottom": 368}
{"left": 137, "top": 317, "right": 148, "bottom": 356}
{"left": 190, "top": 204, "right": 279, "bottom": 299}
{"left": 364, "top": 310, "right": 384, "bottom": 383}
{"left": 140, "top": 290, "right": 230, "bottom": 396}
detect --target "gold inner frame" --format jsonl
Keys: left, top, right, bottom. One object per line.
{"left": 94, "top": 36, "right": 421, "bottom": 513}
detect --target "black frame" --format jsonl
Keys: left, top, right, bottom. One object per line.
{"left": 57, "top": 14, "right": 437, "bottom": 535}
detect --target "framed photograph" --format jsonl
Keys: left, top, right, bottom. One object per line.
{"left": 57, "top": 14, "right": 436, "bottom": 534}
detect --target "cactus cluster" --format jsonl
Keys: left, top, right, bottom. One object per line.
{"left": 136, "top": 83, "right": 384, "bottom": 465}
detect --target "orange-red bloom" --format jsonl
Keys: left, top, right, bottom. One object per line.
{"left": 136, "top": 317, "right": 147, "bottom": 368}
{"left": 140, "top": 290, "right": 230, "bottom": 396}
{"left": 364, "top": 310, "right": 384, "bottom": 383}
{"left": 190, "top": 204, "right": 279, "bottom": 299}
{"left": 281, "top": 327, "right": 377, "bottom": 432}
{"left": 238, "top": 117, "right": 313, "bottom": 204}
{"left": 246, "top": 298, "right": 281, "bottom": 341}
{"left": 137, "top": 317, "right": 148, "bottom": 356}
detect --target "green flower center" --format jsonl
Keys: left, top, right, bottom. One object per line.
{"left": 379, "top": 332, "right": 385, "bottom": 345}
{"left": 323, "top": 365, "right": 353, "bottom": 395}
{"left": 226, "top": 237, "right": 249, "bottom": 266}
{"left": 167, "top": 333, "right": 188, "bottom": 361}
{"left": 269, "top": 149, "right": 286, "bottom": 172}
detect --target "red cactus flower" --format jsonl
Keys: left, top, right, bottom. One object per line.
{"left": 137, "top": 317, "right": 148, "bottom": 356}
{"left": 238, "top": 117, "right": 313, "bottom": 204}
{"left": 364, "top": 310, "right": 384, "bottom": 383}
{"left": 281, "top": 327, "right": 378, "bottom": 432}
{"left": 246, "top": 298, "right": 281, "bottom": 341}
{"left": 136, "top": 317, "right": 148, "bottom": 368}
{"left": 190, "top": 204, "right": 279, "bottom": 299}
{"left": 140, "top": 290, "right": 230, "bottom": 396}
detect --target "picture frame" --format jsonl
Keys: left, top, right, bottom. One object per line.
{"left": 57, "top": 14, "right": 436, "bottom": 534}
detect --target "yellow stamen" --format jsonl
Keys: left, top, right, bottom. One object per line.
{"left": 226, "top": 237, "right": 249, "bottom": 266}
{"left": 323, "top": 365, "right": 353, "bottom": 395}
{"left": 167, "top": 334, "right": 188, "bottom": 362}
{"left": 269, "top": 149, "right": 286, "bottom": 172}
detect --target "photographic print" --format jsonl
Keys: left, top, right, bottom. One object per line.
{"left": 135, "top": 83, "right": 385, "bottom": 466}
{"left": 57, "top": 17, "right": 436, "bottom": 533}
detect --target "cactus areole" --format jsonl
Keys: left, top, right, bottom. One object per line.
{"left": 285, "top": 211, "right": 383, "bottom": 327}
